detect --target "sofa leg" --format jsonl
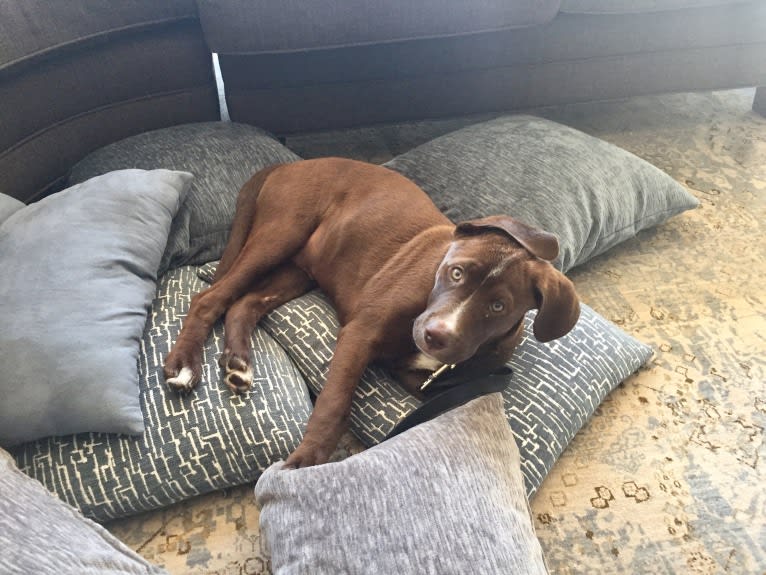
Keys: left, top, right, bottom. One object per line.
{"left": 754, "top": 87, "right": 766, "bottom": 116}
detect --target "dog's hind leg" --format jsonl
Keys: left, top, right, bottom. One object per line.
{"left": 164, "top": 215, "right": 318, "bottom": 393}
{"left": 218, "top": 262, "right": 315, "bottom": 393}
{"left": 165, "top": 163, "right": 322, "bottom": 394}
{"left": 214, "top": 165, "right": 282, "bottom": 282}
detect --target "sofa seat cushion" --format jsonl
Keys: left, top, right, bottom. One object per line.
{"left": 197, "top": 0, "right": 560, "bottom": 54}
{"left": 12, "top": 266, "right": 312, "bottom": 522}
{"left": 560, "top": 0, "right": 751, "bottom": 14}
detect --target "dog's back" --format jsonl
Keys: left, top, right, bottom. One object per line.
{"left": 218, "top": 158, "right": 454, "bottom": 321}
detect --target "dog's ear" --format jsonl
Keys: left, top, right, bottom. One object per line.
{"left": 529, "top": 263, "right": 580, "bottom": 343}
{"left": 455, "top": 215, "right": 559, "bottom": 261}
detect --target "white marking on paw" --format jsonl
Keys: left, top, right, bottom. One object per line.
{"left": 168, "top": 367, "right": 195, "bottom": 390}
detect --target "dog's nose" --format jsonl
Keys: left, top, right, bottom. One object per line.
{"left": 424, "top": 322, "right": 451, "bottom": 350}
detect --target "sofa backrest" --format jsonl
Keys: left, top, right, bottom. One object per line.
{"left": 197, "top": 0, "right": 560, "bottom": 134}
{"left": 0, "top": 0, "right": 220, "bottom": 203}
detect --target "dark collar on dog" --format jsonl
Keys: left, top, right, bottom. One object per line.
{"left": 385, "top": 365, "right": 513, "bottom": 441}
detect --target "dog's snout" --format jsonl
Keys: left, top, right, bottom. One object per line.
{"left": 424, "top": 321, "right": 452, "bottom": 350}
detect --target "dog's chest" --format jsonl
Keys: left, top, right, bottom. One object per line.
{"left": 408, "top": 352, "right": 444, "bottom": 372}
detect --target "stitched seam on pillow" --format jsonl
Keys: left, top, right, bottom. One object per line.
{"left": 596, "top": 203, "right": 694, "bottom": 244}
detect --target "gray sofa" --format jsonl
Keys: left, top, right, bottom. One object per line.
{"left": 2, "top": 0, "right": 765, "bottom": 203}
{"left": 202, "top": 0, "right": 766, "bottom": 133}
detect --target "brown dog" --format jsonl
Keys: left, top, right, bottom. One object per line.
{"left": 164, "top": 158, "right": 579, "bottom": 467}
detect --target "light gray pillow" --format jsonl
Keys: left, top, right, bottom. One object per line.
{"left": 256, "top": 393, "right": 549, "bottom": 575}
{"left": 0, "top": 192, "right": 24, "bottom": 223}
{"left": 385, "top": 115, "right": 699, "bottom": 272}
{"left": 69, "top": 122, "right": 301, "bottom": 274}
{"left": 0, "top": 169, "right": 192, "bottom": 447}
{"left": 1, "top": 446, "right": 168, "bottom": 574}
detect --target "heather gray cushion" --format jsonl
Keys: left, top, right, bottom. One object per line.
{"left": 0, "top": 169, "right": 191, "bottom": 447}
{"left": 0, "top": 447, "right": 168, "bottom": 575}
{"left": 12, "top": 266, "right": 313, "bottom": 521}
{"left": 69, "top": 122, "right": 301, "bottom": 274}
{"left": 198, "top": 262, "right": 652, "bottom": 496}
{"left": 385, "top": 115, "right": 699, "bottom": 272}
{"left": 256, "top": 394, "right": 549, "bottom": 575}
{"left": 0, "top": 193, "right": 24, "bottom": 222}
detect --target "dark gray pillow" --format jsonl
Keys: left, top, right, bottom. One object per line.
{"left": 0, "top": 169, "right": 191, "bottom": 447}
{"left": 69, "top": 122, "right": 301, "bottom": 274}
{"left": 12, "top": 266, "right": 313, "bottom": 522}
{"left": 256, "top": 394, "right": 550, "bottom": 575}
{"left": 257, "top": 288, "right": 651, "bottom": 496}
{"left": 0, "top": 192, "right": 24, "bottom": 223}
{"left": 385, "top": 115, "right": 699, "bottom": 272}
{"left": 0, "top": 447, "right": 168, "bottom": 574}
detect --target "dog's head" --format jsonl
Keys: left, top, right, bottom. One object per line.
{"left": 413, "top": 215, "right": 580, "bottom": 365}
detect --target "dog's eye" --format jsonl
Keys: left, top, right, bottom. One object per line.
{"left": 490, "top": 300, "right": 505, "bottom": 313}
{"left": 449, "top": 266, "right": 464, "bottom": 282}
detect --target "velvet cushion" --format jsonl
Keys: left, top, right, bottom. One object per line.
{"left": 69, "top": 122, "right": 301, "bottom": 274}
{"left": 0, "top": 169, "right": 191, "bottom": 447}
{"left": 256, "top": 394, "right": 550, "bottom": 574}
{"left": 385, "top": 115, "right": 699, "bottom": 272}
{"left": 12, "top": 266, "right": 313, "bottom": 521}
{"left": 0, "top": 447, "right": 168, "bottom": 574}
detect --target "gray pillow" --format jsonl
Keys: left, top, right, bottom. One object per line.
{"left": 69, "top": 122, "right": 301, "bottom": 274}
{"left": 385, "top": 115, "right": 699, "bottom": 272}
{"left": 0, "top": 192, "right": 24, "bottom": 223}
{"left": 256, "top": 393, "right": 550, "bottom": 575}
{"left": 0, "top": 169, "right": 191, "bottom": 447}
{"left": 0, "top": 447, "right": 168, "bottom": 574}
{"left": 12, "top": 266, "right": 313, "bottom": 522}
{"left": 253, "top": 287, "right": 652, "bottom": 496}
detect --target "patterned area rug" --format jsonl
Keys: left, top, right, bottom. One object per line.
{"left": 105, "top": 89, "right": 765, "bottom": 574}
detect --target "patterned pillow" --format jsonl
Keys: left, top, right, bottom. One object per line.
{"left": 12, "top": 266, "right": 312, "bottom": 522}
{"left": 199, "top": 263, "right": 651, "bottom": 496}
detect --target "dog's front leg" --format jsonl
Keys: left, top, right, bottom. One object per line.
{"left": 286, "top": 321, "right": 374, "bottom": 468}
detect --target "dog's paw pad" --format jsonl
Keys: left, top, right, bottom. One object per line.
{"left": 165, "top": 367, "right": 198, "bottom": 394}
{"left": 225, "top": 370, "right": 253, "bottom": 394}
{"left": 219, "top": 353, "right": 253, "bottom": 394}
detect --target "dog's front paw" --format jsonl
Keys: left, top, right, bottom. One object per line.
{"left": 284, "top": 439, "right": 335, "bottom": 469}
{"left": 218, "top": 350, "right": 253, "bottom": 394}
{"left": 164, "top": 352, "right": 201, "bottom": 394}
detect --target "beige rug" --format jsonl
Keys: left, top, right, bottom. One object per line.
{"left": 106, "top": 89, "right": 766, "bottom": 574}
